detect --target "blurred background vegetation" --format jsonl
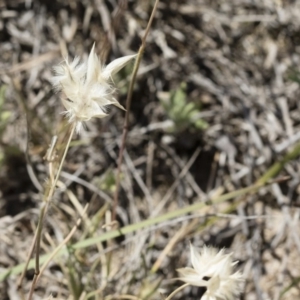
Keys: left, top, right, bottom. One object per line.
{"left": 1, "top": 0, "right": 300, "bottom": 299}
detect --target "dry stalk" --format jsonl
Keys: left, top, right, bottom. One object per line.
{"left": 112, "top": 0, "right": 160, "bottom": 221}
{"left": 25, "top": 123, "right": 76, "bottom": 300}
{"left": 164, "top": 283, "right": 190, "bottom": 300}
{"left": 36, "top": 204, "right": 89, "bottom": 283}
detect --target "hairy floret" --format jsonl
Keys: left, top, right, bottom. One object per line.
{"left": 52, "top": 44, "right": 136, "bottom": 132}
{"left": 177, "top": 244, "right": 243, "bottom": 300}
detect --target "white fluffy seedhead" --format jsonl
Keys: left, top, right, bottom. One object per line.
{"left": 177, "top": 244, "right": 243, "bottom": 300}
{"left": 52, "top": 44, "right": 136, "bottom": 132}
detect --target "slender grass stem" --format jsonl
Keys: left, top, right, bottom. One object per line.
{"left": 112, "top": 0, "right": 160, "bottom": 221}
{"left": 36, "top": 204, "right": 88, "bottom": 283}
{"left": 26, "top": 123, "right": 76, "bottom": 300}
{"left": 17, "top": 229, "right": 38, "bottom": 288}
{"left": 165, "top": 283, "right": 190, "bottom": 300}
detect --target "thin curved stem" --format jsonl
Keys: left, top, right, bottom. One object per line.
{"left": 165, "top": 283, "right": 190, "bottom": 300}
{"left": 36, "top": 204, "right": 88, "bottom": 283}
{"left": 17, "top": 229, "right": 38, "bottom": 288}
{"left": 112, "top": 0, "right": 160, "bottom": 221}
{"left": 27, "top": 123, "right": 76, "bottom": 300}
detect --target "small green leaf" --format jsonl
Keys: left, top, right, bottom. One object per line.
{"left": 171, "top": 82, "right": 186, "bottom": 108}
{"left": 194, "top": 118, "right": 208, "bottom": 129}
{"left": 0, "top": 85, "right": 6, "bottom": 108}
{"left": 159, "top": 82, "right": 208, "bottom": 133}
{"left": 1, "top": 111, "right": 11, "bottom": 122}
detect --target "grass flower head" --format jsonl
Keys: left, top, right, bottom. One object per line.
{"left": 177, "top": 244, "right": 243, "bottom": 300}
{"left": 52, "top": 44, "right": 136, "bottom": 132}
